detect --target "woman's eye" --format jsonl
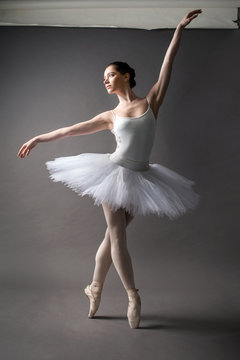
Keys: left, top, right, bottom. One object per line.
{"left": 103, "top": 73, "right": 114, "bottom": 82}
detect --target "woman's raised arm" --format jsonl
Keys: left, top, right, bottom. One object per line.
{"left": 17, "top": 111, "right": 111, "bottom": 158}
{"left": 147, "top": 9, "right": 202, "bottom": 118}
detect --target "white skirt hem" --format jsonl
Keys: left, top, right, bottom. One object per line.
{"left": 45, "top": 152, "right": 200, "bottom": 219}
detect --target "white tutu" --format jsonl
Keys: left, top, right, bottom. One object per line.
{"left": 45, "top": 152, "right": 200, "bottom": 219}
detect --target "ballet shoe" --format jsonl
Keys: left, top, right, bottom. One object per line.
{"left": 84, "top": 281, "right": 103, "bottom": 318}
{"left": 126, "top": 288, "right": 141, "bottom": 329}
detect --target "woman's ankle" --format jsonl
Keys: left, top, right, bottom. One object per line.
{"left": 126, "top": 288, "right": 140, "bottom": 300}
{"left": 126, "top": 287, "right": 139, "bottom": 293}
{"left": 90, "top": 280, "right": 104, "bottom": 291}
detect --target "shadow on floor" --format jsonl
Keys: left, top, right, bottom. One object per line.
{"left": 93, "top": 315, "right": 126, "bottom": 320}
{"left": 139, "top": 314, "right": 240, "bottom": 333}
{"left": 86, "top": 312, "right": 240, "bottom": 334}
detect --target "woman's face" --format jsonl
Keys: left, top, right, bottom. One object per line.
{"left": 103, "top": 65, "right": 129, "bottom": 93}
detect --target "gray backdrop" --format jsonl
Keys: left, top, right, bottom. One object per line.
{"left": 1, "top": 26, "right": 240, "bottom": 359}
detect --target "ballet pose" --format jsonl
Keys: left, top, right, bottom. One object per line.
{"left": 17, "top": 9, "right": 202, "bottom": 329}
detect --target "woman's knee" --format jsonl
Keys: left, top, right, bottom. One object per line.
{"left": 105, "top": 215, "right": 132, "bottom": 238}
{"left": 125, "top": 211, "right": 134, "bottom": 226}
{"left": 108, "top": 226, "right": 127, "bottom": 250}
{"left": 101, "top": 203, "right": 130, "bottom": 246}
{"left": 104, "top": 227, "right": 110, "bottom": 241}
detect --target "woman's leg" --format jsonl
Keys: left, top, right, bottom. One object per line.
{"left": 101, "top": 204, "right": 141, "bottom": 329}
{"left": 101, "top": 203, "right": 136, "bottom": 291}
{"left": 92, "top": 209, "right": 134, "bottom": 285}
{"left": 85, "top": 208, "right": 134, "bottom": 318}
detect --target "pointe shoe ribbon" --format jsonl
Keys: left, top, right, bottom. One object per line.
{"left": 84, "top": 281, "right": 103, "bottom": 318}
{"left": 126, "top": 288, "right": 141, "bottom": 329}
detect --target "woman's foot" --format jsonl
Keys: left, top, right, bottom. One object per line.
{"left": 126, "top": 288, "right": 141, "bottom": 329}
{"left": 84, "top": 281, "right": 103, "bottom": 318}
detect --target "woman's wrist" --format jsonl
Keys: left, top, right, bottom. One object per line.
{"left": 33, "top": 136, "right": 40, "bottom": 143}
{"left": 33, "top": 134, "right": 48, "bottom": 143}
{"left": 177, "top": 23, "right": 184, "bottom": 31}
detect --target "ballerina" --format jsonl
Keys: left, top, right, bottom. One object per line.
{"left": 17, "top": 9, "right": 202, "bottom": 329}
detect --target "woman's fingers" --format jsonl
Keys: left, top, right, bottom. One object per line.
{"left": 17, "top": 144, "right": 25, "bottom": 155}
{"left": 18, "top": 138, "right": 38, "bottom": 158}
{"left": 188, "top": 9, "right": 202, "bottom": 20}
{"left": 187, "top": 9, "right": 202, "bottom": 17}
{"left": 18, "top": 148, "right": 26, "bottom": 158}
{"left": 180, "top": 9, "right": 202, "bottom": 27}
{"left": 22, "top": 148, "right": 28, "bottom": 157}
{"left": 17, "top": 144, "right": 26, "bottom": 157}
{"left": 17, "top": 142, "right": 30, "bottom": 158}
{"left": 24, "top": 145, "right": 31, "bottom": 157}
{"left": 190, "top": 14, "right": 200, "bottom": 21}
{"left": 189, "top": 9, "right": 202, "bottom": 15}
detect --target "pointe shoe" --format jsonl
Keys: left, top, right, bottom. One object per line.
{"left": 84, "top": 281, "right": 103, "bottom": 318}
{"left": 126, "top": 288, "right": 141, "bottom": 329}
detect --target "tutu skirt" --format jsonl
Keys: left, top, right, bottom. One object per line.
{"left": 45, "top": 152, "right": 200, "bottom": 219}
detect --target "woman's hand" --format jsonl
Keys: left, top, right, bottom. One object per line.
{"left": 179, "top": 9, "right": 202, "bottom": 28}
{"left": 17, "top": 137, "right": 39, "bottom": 158}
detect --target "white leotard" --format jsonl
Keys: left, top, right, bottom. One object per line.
{"left": 109, "top": 97, "right": 156, "bottom": 171}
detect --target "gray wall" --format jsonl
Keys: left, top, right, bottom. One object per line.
{"left": 1, "top": 26, "right": 240, "bottom": 359}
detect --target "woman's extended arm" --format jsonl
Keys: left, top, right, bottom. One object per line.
{"left": 147, "top": 9, "right": 202, "bottom": 118}
{"left": 17, "top": 111, "right": 111, "bottom": 158}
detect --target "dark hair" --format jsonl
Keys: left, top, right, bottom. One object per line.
{"left": 107, "top": 61, "right": 136, "bottom": 88}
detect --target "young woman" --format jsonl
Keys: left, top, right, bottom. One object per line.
{"left": 17, "top": 9, "right": 202, "bottom": 329}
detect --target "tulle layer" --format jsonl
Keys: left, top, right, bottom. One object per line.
{"left": 45, "top": 153, "right": 200, "bottom": 219}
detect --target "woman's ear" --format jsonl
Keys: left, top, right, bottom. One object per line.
{"left": 124, "top": 73, "right": 130, "bottom": 83}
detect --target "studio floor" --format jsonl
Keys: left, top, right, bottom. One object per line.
{"left": 1, "top": 283, "right": 240, "bottom": 360}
